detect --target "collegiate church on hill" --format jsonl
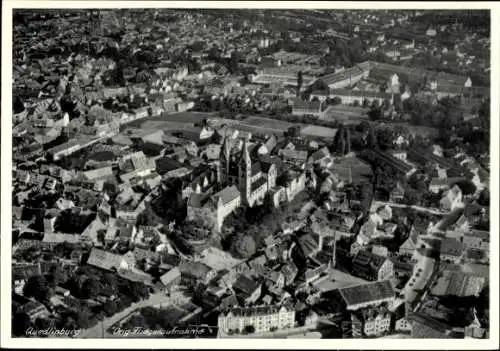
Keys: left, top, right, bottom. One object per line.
{"left": 187, "top": 135, "right": 305, "bottom": 233}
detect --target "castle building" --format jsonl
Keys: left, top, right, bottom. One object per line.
{"left": 188, "top": 135, "right": 307, "bottom": 233}
{"left": 237, "top": 138, "right": 277, "bottom": 207}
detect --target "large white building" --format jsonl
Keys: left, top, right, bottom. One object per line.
{"left": 326, "top": 89, "right": 393, "bottom": 106}
{"left": 217, "top": 305, "right": 296, "bottom": 335}
{"left": 292, "top": 99, "right": 324, "bottom": 117}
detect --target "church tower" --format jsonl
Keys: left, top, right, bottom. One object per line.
{"left": 220, "top": 135, "right": 232, "bottom": 185}
{"left": 238, "top": 138, "right": 252, "bottom": 205}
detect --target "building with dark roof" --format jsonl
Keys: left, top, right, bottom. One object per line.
{"left": 406, "top": 312, "right": 453, "bottom": 338}
{"left": 159, "top": 267, "right": 182, "bottom": 291}
{"left": 292, "top": 99, "right": 324, "bottom": 117}
{"left": 338, "top": 280, "right": 395, "bottom": 311}
{"left": 316, "top": 65, "right": 367, "bottom": 90}
{"left": 86, "top": 248, "right": 133, "bottom": 272}
{"left": 361, "top": 149, "right": 416, "bottom": 177}
{"left": 408, "top": 148, "right": 464, "bottom": 177}
{"left": 178, "top": 261, "right": 216, "bottom": 287}
{"left": 351, "top": 249, "right": 394, "bottom": 282}
{"left": 232, "top": 274, "right": 262, "bottom": 305}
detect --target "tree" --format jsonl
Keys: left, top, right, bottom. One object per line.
{"left": 229, "top": 234, "right": 256, "bottom": 259}
{"left": 244, "top": 325, "right": 256, "bottom": 334}
{"left": 101, "top": 272, "right": 119, "bottom": 296}
{"left": 75, "top": 307, "right": 93, "bottom": 329}
{"left": 404, "top": 188, "right": 422, "bottom": 206}
{"left": 22, "top": 246, "right": 41, "bottom": 262}
{"left": 286, "top": 126, "right": 301, "bottom": 138}
{"left": 46, "top": 264, "right": 66, "bottom": 288}
{"left": 333, "top": 123, "right": 345, "bottom": 153}
{"left": 368, "top": 125, "right": 377, "bottom": 148}
{"left": 368, "top": 105, "right": 382, "bottom": 121}
{"left": 339, "top": 135, "right": 346, "bottom": 156}
{"left": 356, "top": 120, "right": 371, "bottom": 134}
{"left": 297, "top": 71, "right": 303, "bottom": 97}
{"left": 102, "top": 300, "right": 118, "bottom": 317}
{"left": 359, "top": 184, "right": 374, "bottom": 212}
{"left": 229, "top": 50, "right": 240, "bottom": 74}
{"left": 23, "top": 275, "right": 51, "bottom": 303}
{"left": 14, "top": 96, "right": 25, "bottom": 114}
{"left": 453, "top": 180, "right": 477, "bottom": 195}
{"left": 345, "top": 128, "right": 352, "bottom": 154}
{"left": 478, "top": 189, "right": 490, "bottom": 206}
{"left": 12, "top": 312, "right": 32, "bottom": 337}
{"left": 332, "top": 97, "right": 342, "bottom": 105}
{"left": 34, "top": 317, "right": 52, "bottom": 330}
{"left": 80, "top": 277, "right": 102, "bottom": 300}
{"left": 377, "top": 128, "right": 394, "bottom": 150}
{"left": 382, "top": 98, "right": 391, "bottom": 110}
{"left": 127, "top": 281, "right": 150, "bottom": 302}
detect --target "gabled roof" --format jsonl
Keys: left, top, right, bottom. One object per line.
{"left": 292, "top": 99, "right": 322, "bottom": 111}
{"left": 179, "top": 261, "right": 213, "bottom": 280}
{"left": 338, "top": 280, "right": 395, "bottom": 308}
{"left": 82, "top": 166, "right": 114, "bottom": 181}
{"left": 87, "top": 248, "right": 125, "bottom": 271}
{"left": 318, "top": 65, "right": 365, "bottom": 86}
{"left": 406, "top": 312, "right": 452, "bottom": 338}
{"left": 160, "top": 267, "right": 181, "bottom": 286}
{"left": 309, "top": 147, "right": 331, "bottom": 163}
{"left": 353, "top": 249, "right": 387, "bottom": 271}
{"left": 216, "top": 185, "right": 240, "bottom": 205}
{"left": 232, "top": 274, "right": 260, "bottom": 295}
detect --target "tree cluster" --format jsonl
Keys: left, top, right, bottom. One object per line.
{"left": 331, "top": 124, "right": 351, "bottom": 155}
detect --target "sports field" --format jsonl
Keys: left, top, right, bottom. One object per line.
{"left": 242, "top": 116, "right": 296, "bottom": 131}
{"left": 320, "top": 105, "right": 370, "bottom": 124}
{"left": 127, "top": 111, "right": 217, "bottom": 127}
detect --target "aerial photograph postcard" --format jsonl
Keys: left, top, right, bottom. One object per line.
{"left": 2, "top": 3, "right": 497, "bottom": 348}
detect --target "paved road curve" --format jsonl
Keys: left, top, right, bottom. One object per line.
{"left": 79, "top": 292, "right": 181, "bottom": 338}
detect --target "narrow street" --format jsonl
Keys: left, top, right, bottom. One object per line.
{"left": 371, "top": 200, "right": 449, "bottom": 216}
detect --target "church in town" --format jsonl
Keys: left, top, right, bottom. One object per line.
{"left": 187, "top": 135, "right": 306, "bottom": 233}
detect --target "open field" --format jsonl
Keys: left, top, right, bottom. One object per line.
{"left": 243, "top": 116, "right": 296, "bottom": 131}
{"left": 320, "top": 105, "right": 370, "bottom": 124}
{"left": 227, "top": 122, "right": 286, "bottom": 136}
{"left": 300, "top": 125, "right": 337, "bottom": 138}
{"left": 125, "top": 111, "right": 338, "bottom": 140}
{"left": 331, "top": 155, "right": 373, "bottom": 183}
{"left": 396, "top": 123, "right": 439, "bottom": 138}
{"left": 126, "top": 121, "right": 198, "bottom": 136}
{"left": 128, "top": 111, "right": 217, "bottom": 127}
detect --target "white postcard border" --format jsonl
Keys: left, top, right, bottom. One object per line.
{"left": 2, "top": 1, "right": 499, "bottom": 349}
